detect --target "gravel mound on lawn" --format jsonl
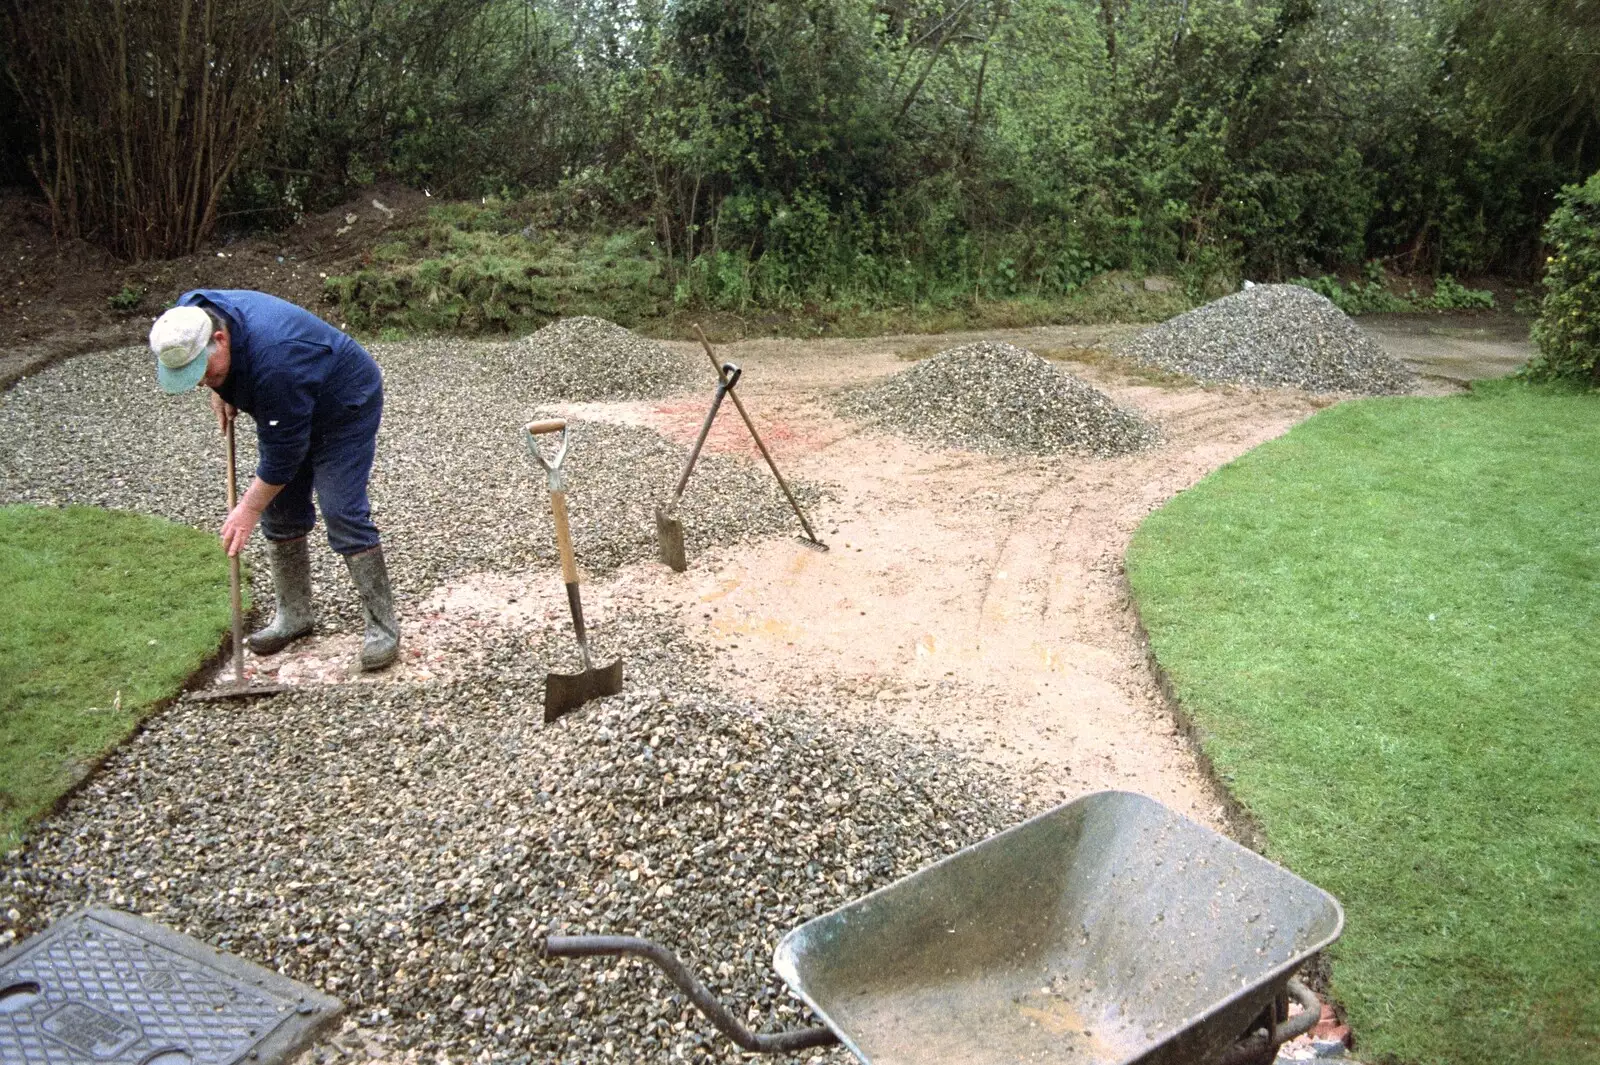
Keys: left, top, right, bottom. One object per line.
{"left": 0, "top": 341, "right": 821, "bottom": 635}
{"left": 837, "top": 341, "right": 1152, "bottom": 457}
{"left": 0, "top": 610, "right": 1016, "bottom": 1064}
{"left": 491, "top": 316, "right": 713, "bottom": 401}
{"left": 1117, "top": 284, "right": 1416, "bottom": 394}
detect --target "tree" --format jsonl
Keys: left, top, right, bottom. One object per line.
{"left": 4, "top": 0, "right": 298, "bottom": 259}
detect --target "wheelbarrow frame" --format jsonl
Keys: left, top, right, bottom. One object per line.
{"left": 547, "top": 790, "right": 1344, "bottom": 1065}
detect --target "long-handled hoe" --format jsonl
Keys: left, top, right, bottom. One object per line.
{"left": 191, "top": 413, "right": 291, "bottom": 702}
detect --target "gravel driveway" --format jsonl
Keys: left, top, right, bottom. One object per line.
{"left": 0, "top": 326, "right": 1008, "bottom": 1063}
{"left": 0, "top": 608, "right": 1015, "bottom": 1063}
{"left": 0, "top": 336, "right": 821, "bottom": 636}
{"left": 0, "top": 314, "right": 1391, "bottom": 1062}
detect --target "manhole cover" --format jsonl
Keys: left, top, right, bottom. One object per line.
{"left": 0, "top": 907, "right": 341, "bottom": 1065}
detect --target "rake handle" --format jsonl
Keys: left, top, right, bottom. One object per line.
{"left": 667, "top": 364, "right": 739, "bottom": 510}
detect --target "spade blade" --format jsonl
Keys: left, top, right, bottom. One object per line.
{"left": 544, "top": 659, "right": 624, "bottom": 723}
{"left": 655, "top": 505, "right": 687, "bottom": 572}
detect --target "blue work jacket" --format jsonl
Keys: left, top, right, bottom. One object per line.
{"left": 181, "top": 290, "right": 383, "bottom": 485}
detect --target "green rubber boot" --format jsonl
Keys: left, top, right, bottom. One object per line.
{"left": 247, "top": 536, "right": 316, "bottom": 655}
{"left": 345, "top": 544, "right": 400, "bottom": 671}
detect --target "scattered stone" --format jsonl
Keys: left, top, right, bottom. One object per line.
{"left": 1143, "top": 276, "right": 1179, "bottom": 293}
{"left": 1117, "top": 284, "right": 1415, "bottom": 394}
{"left": 490, "top": 317, "right": 713, "bottom": 402}
{"left": 836, "top": 341, "right": 1152, "bottom": 457}
{"left": 0, "top": 607, "right": 1017, "bottom": 1064}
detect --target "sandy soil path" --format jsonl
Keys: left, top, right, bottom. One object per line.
{"left": 609, "top": 329, "right": 1328, "bottom": 827}
{"left": 196, "top": 320, "right": 1490, "bottom": 835}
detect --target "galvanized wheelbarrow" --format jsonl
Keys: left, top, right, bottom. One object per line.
{"left": 547, "top": 791, "right": 1344, "bottom": 1065}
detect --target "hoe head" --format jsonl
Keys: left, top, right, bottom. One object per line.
{"left": 544, "top": 658, "right": 624, "bottom": 723}
{"left": 188, "top": 680, "right": 293, "bottom": 702}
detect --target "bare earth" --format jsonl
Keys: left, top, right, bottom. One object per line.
{"left": 620, "top": 330, "right": 1326, "bottom": 828}
{"left": 238, "top": 324, "right": 1350, "bottom": 835}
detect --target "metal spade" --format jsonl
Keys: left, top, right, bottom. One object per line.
{"left": 692, "top": 325, "right": 826, "bottom": 552}
{"left": 656, "top": 362, "right": 740, "bottom": 571}
{"left": 526, "top": 418, "right": 623, "bottom": 723}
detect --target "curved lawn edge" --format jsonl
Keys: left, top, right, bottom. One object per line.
{"left": 1123, "top": 583, "right": 1268, "bottom": 851}
{"left": 1124, "top": 381, "right": 1600, "bottom": 1065}
{"left": 0, "top": 504, "right": 241, "bottom": 853}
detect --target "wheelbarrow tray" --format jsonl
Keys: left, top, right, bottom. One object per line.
{"left": 774, "top": 791, "right": 1343, "bottom": 1065}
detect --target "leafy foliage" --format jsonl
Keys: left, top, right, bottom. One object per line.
{"left": 1529, "top": 171, "right": 1600, "bottom": 383}
{"left": 1289, "top": 274, "right": 1412, "bottom": 315}
{"left": 1289, "top": 264, "right": 1495, "bottom": 315}
{"left": 4, "top": 0, "right": 1596, "bottom": 295}
{"left": 323, "top": 205, "right": 1194, "bottom": 337}
{"left": 107, "top": 284, "right": 145, "bottom": 313}
{"left": 325, "top": 202, "right": 668, "bottom": 335}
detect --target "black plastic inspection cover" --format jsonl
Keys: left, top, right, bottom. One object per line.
{"left": 0, "top": 907, "right": 341, "bottom": 1065}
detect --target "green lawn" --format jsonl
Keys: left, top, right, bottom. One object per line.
{"left": 0, "top": 505, "right": 235, "bottom": 852}
{"left": 1126, "top": 381, "right": 1599, "bottom": 1065}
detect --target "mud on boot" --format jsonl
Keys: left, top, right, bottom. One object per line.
{"left": 247, "top": 536, "right": 316, "bottom": 655}
{"left": 345, "top": 544, "right": 400, "bottom": 671}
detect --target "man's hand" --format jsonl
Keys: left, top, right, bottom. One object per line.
{"left": 210, "top": 390, "right": 237, "bottom": 435}
{"left": 220, "top": 501, "right": 262, "bottom": 557}
{"left": 222, "top": 476, "right": 285, "bottom": 557}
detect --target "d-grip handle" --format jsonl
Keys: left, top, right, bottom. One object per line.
{"left": 524, "top": 419, "right": 578, "bottom": 584}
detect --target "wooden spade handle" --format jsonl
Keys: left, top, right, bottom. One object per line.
{"left": 549, "top": 490, "right": 580, "bottom": 585}
{"left": 527, "top": 418, "right": 567, "bottom": 436}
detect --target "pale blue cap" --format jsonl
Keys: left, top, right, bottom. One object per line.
{"left": 149, "top": 306, "right": 213, "bottom": 393}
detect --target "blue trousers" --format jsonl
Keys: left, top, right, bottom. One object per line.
{"left": 259, "top": 395, "right": 383, "bottom": 556}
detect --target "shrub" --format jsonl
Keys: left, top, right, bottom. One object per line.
{"left": 323, "top": 206, "right": 668, "bottom": 335}
{"left": 1289, "top": 264, "right": 1495, "bottom": 315}
{"left": 1431, "top": 274, "right": 1496, "bottom": 310}
{"left": 1528, "top": 171, "right": 1600, "bottom": 383}
{"left": 107, "top": 284, "right": 145, "bottom": 313}
{"left": 5, "top": 0, "right": 288, "bottom": 259}
{"left": 1290, "top": 274, "right": 1410, "bottom": 314}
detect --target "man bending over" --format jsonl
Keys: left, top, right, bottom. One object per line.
{"left": 149, "top": 290, "right": 399, "bottom": 670}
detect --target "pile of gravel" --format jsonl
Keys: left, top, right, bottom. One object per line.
{"left": 0, "top": 610, "right": 1016, "bottom": 1064}
{"left": 837, "top": 341, "right": 1151, "bottom": 457}
{"left": 1117, "top": 284, "right": 1416, "bottom": 394}
{"left": 488, "top": 317, "right": 713, "bottom": 401}
{"left": 0, "top": 340, "right": 821, "bottom": 635}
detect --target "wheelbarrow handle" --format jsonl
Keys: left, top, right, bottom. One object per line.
{"left": 545, "top": 934, "right": 838, "bottom": 1054}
